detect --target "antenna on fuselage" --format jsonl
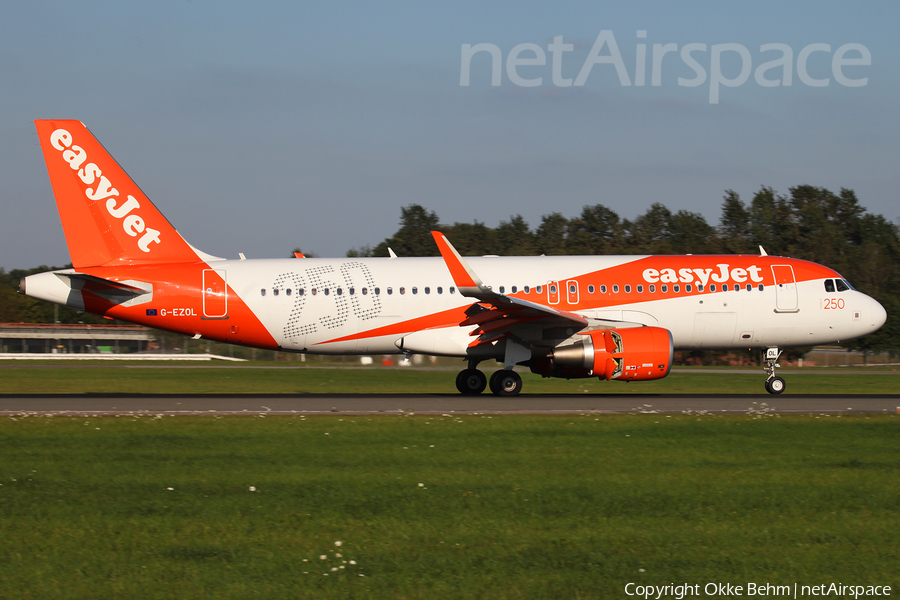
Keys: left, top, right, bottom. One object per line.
{"left": 759, "top": 246, "right": 768, "bottom": 256}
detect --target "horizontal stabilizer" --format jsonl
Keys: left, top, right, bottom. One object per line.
{"left": 57, "top": 273, "right": 147, "bottom": 293}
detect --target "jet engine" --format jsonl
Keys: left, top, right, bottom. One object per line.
{"left": 552, "top": 326, "right": 673, "bottom": 381}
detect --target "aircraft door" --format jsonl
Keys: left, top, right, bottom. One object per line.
{"left": 771, "top": 265, "right": 798, "bottom": 312}
{"left": 202, "top": 269, "right": 228, "bottom": 318}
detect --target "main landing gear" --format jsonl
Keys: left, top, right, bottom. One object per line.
{"left": 489, "top": 369, "right": 523, "bottom": 396}
{"left": 455, "top": 367, "right": 486, "bottom": 395}
{"left": 455, "top": 361, "right": 523, "bottom": 396}
{"left": 764, "top": 347, "right": 786, "bottom": 394}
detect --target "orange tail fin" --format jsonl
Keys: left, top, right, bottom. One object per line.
{"left": 35, "top": 120, "right": 201, "bottom": 268}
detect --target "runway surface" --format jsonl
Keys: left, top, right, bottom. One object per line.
{"left": 0, "top": 393, "right": 897, "bottom": 415}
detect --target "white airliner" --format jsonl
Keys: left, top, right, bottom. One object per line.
{"left": 20, "top": 120, "right": 887, "bottom": 395}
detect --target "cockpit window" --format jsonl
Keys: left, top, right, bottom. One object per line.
{"left": 824, "top": 279, "right": 835, "bottom": 293}
{"left": 835, "top": 279, "right": 850, "bottom": 292}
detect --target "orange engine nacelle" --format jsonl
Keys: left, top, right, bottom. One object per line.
{"left": 552, "top": 327, "right": 673, "bottom": 381}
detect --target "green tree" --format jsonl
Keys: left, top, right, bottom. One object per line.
{"left": 372, "top": 204, "right": 441, "bottom": 257}
{"left": 623, "top": 203, "right": 674, "bottom": 254}
{"left": 566, "top": 204, "right": 623, "bottom": 255}
{"left": 718, "top": 190, "right": 755, "bottom": 254}
{"left": 748, "top": 186, "right": 794, "bottom": 256}
{"left": 668, "top": 209, "right": 719, "bottom": 254}
{"left": 440, "top": 221, "right": 497, "bottom": 256}
{"left": 534, "top": 213, "right": 570, "bottom": 255}
{"left": 495, "top": 215, "right": 535, "bottom": 256}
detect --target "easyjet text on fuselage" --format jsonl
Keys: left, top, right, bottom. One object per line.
{"left": 642, "top": 264, "right": 765, "bottom": 286}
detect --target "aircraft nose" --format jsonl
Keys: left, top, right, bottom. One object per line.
{"left": 864, "top": 295, "right": 887, "bottom": 332}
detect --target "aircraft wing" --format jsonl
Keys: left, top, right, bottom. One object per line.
{"left": 432, "top": 231, "right": 588, "bottom": 348}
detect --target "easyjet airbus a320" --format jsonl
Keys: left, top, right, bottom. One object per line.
{"left": 20, "top": 120, "right": 887, "bottom": 395}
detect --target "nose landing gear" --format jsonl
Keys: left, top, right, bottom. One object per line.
{"left": 764, "top": 347, "right": 786, "bottom": 394}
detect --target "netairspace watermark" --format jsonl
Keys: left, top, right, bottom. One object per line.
{"left": 460, "top": 30, "right": 871, "bottom": 104}
{"left": 624, "top": 582, "right": 891, "bottom": 599}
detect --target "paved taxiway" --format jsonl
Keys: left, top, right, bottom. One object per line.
{"left": 0, "top": 394, "right": 897, "bottom": 415}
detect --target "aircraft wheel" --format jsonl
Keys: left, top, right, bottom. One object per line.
{"left": 488, "top": 370, "right": 503, "bottom": 395}
{"left": 490, "top": 370, "right": 523, "bottom": 397}
{"left": 766, "top": 377, "right": 786, "bottom": 395}
{"left": 456, "top": 369, "right": 486, "bottom": 395}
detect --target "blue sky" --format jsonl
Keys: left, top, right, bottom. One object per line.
{"left": 1, "top": 1, "right": 896, "bottom": 267}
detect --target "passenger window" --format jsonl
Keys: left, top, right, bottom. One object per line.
{"left": 362, "top": 288, "right": 368, "bottom": 295}
{"left": 273, "top": 288, "right": 279, "bottom": 296}
{"left": 324, "top": 289, "right": 329, "bottom": 295}
{"left": 437, "top": 287, "right": 443, "bottom": 294}
{"left": 697, "top": 284, "right": 703, "bottom": 292}
{"left": 349, "top": 288, "right": 355, "bottom": 295}
{"left": 836, "top": 279, "right": 850, "bottom": 292}
{"left": 721, "top": 284, "right": 729, "bottom": 291}
{"left": 758, "top": 284, "right": 764, "bottom": 291}
{"left": 600, "top": 285, "right": 607, "bottom": 293}
{"left": 637, "top": 285, "right": 643, "bottom": 293}
{"left": 624, "top": 285, "right": 631, "bottom": 293}
{"left": 260, "top": 289, "right": 266, "bottom": 296}
{"left": 412, "top": 287, "right": 417, "bottom": 295}
{"left": 374, "top": 288, "right": 380, "bottom": 295}
{"left": 311, "top": 289, "right": 317, "bottom": 295}
{"left": 511, "top": 286, "right": 517, "bottom": 293}
{"left": 499, "top": 286, "right": 505, "bottom": 294}
{"left": 286, "top": 289, "right": 292, "bottom": 296}
{"left": 613, "top": 285, "right": 619, "bottom": 293}
{"left": 299, "top": 289, "right": 305, "bottom": 296}
{"left": 661, "top": 284, "right": 668, "bottom": 293}
{"left": 524, "top": 286, "right": 530, "bottom": 294}
{"left": 673, "top": 284, "right": 680, "bottom": 293}
{"left": 649, "top": 284, "right": 655, "bottom": 293}
{"left": 400, "top": 287, "right": 406, "bottom": 295}
{"left": 336, "top": 288, "right": 343, "bottom": 296}
{"left": 685, "top": 284, "right": 692, "bottom": 293}
{"left": 549, "top": 284, "right": 557, "bottom": 294}
{"left": 424, "top": 287, "right": 430, "bottom": 294}
{"left": 588, "top": 285, "right": 595, "bottom": 293}
{"left": 450, "top": 287, "right": 456, "bottom": 294}
{"left": 746, "top": 284, "right": 752, "bottom": 291}
{"left": 536, "top": 285, "right": 543, "bottom": 294}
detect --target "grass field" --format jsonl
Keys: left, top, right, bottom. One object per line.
{"left": 1, "top": 362, "right": 899, "bottom": 394}
{"left": 0, "top": 413, "right": 898, "bottom": 599}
